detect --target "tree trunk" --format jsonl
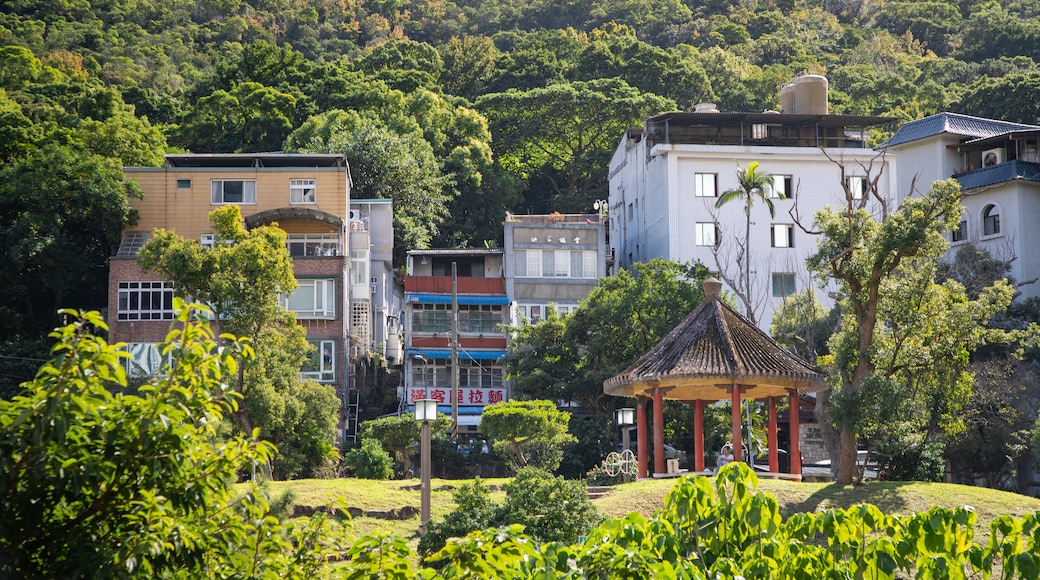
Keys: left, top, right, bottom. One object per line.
{"left": 835, "top": 428, "right": 859, "bottom": 484}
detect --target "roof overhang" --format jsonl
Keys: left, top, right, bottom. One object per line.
{"left": 604, "top": 374, "right": 826, "bottom": 401}
{"left": 244, "top": 207, "right": 343, "bottom": 229}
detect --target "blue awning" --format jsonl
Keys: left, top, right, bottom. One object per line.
{"left": 406, "top": 293, "right": 510, "bottom": 305}
{"left": 408, "top": 348, "right": 506, "bottom": 361}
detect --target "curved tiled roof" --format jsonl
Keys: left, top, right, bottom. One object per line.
{"left": 957, "top": 161, "right": 1040, "bottom": 191}
{"left": 604, "top": 279, "right": 826, "bottom": 400}
{"left": 882, "top": 113, "right": 1038, "bottom": 148}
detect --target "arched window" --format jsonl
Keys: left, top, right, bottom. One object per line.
{"left": 983, "top": 205, "right": 1001, "bottom": 236}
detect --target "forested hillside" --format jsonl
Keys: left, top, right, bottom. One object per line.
{"left": 2, "top": 0, "right": 1039, "bottom": 340}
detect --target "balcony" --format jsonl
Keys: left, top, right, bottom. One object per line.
{"left": 404, "top": 276, "right": 505, "bottom": 294}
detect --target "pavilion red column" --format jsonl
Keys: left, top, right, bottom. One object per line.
{"left": 768, "top": 396, "right": 779, "bottom": 473}
{"left": 653, "top": 388, "right": 665, "bottom": 476}
{"left": 730, "top": 385, "right": 742, "bottom": 463}
{"left": 636, "top": 395, "right": 648, "bottom": 479}
{"left": 693, "top": 400, "right": 705, "bottom": 473}
{"left": 788, "top": 389, "right": 801, "bottom": 477}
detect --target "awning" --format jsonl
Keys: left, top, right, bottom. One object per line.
{"left": 408, "top": 348, "right": 506, "bottom": 361}
{"left": 406, "top": 294, "right": 510, "bottom": 305}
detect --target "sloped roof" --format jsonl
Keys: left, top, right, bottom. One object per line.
{"left": 604, "top": 279, "right": 826, "bottom": 400}
{"left": 957, "top": 161, "right": 1040, "bottom": 191}
{"left": 883, "top": 113, "right": 1038, "bottom": 148}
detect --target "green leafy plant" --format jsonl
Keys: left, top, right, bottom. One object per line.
{"left": 343, "top": 438, "right": 395, "bottom": 480}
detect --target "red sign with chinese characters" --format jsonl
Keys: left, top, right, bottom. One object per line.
{"left": 408, "top": 387, "right": 507, "bottom": 406}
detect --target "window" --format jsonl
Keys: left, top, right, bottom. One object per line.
{"left": 284, "top": 278, "right": 335, "bottom": 319}
{"left": 771, "top": 273, "right": 796, "bottom": 297}
{"left": 516, "top": 250, "right": 596, "bottom": 278}
{"left": 695, "top": 173, "right": 718, "bottom": 197}
{"left": 177, "top": 179, "right": 191, "bottom": 188}
{"left": 769, "top": 176, "right": 793, "bottom": 199}
{"left": 302, "top": 340, "right": 335, "bottom": 382}
{"left": 290, "top": 179, "right": 316, "bottom": 203}
{"left": 211, "top": 180, "right": 256, "bottom": 204}
{"left": 570, "top": 251, "right": 596, "bottom": 278}
{"left": 847, "top": 176, "right": 866, "bottom": 201}
{"left": 951, "top": 218, "right": 968, "bottom": 243}
{"left": 752, "top": 124, "right": 768, "bottom": 140}
{"left": 983, "top": 205, "right": 1001, "bottom": 236}
{"left": 771, "top": 224, "right": 794, "bottom": 248}
{"left": 286, "top": 233, "right": 340, "bottom": 257}
{"left": 696, "top": 222, "right": 719, "bottom": 247}
{"left": 350, "top": 248, "right": 369, "bottom": 285}
{"left": 413, "top": 304, "right": 449, "bottom": 332}
{"left": 118, "top": 281, "right": 174, "bottom": 321}
{"left": 458, "top": 305, "right": 504, "bottom": 332}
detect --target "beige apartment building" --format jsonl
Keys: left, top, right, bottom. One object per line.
{"left": 109, "top": 153, "right": 360, "bottom": 440}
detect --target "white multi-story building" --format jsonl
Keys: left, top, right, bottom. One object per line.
{"left": 607, "top": 76, "right": 896, "bottom": 328}
{"left": 882, "top": 112, "right": 1040, "bottom": 300}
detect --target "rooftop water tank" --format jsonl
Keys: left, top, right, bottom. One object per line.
{"left": 780, "top": 83, "right": 796, "bottom": 114}
{"left": 794, "top": 75, "right": 828, "bottom": 115}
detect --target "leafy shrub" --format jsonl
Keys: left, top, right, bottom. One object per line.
{"left": 498, "top": 467, "right": 601, "bottom": 544}
{"left": 417, "top": 479, "right": 498, "bottom": 558}
{"left": 584, "top": 463, "right": 621, "bottom": 486}
{"left": 342, "top": 438, "right": 394, "bottom": 480}
{"left": 419, "top": 467, "right": 600, "bottom": 558}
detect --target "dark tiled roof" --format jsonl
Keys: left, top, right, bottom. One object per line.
{"left": 957, "top": 161, "right": 1040, "bottom": 191}
{"left": 883, "top": 113, "right": 1038, "bottom": 148}
{"left": 604, "top": 280, "right": 825, "bottom": 399}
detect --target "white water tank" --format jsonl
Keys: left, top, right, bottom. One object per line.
{"left": 694, "top": 102, "right": 719, "bottom": 113}
{"left": 794, "top": 75, "right": 828, "bottom": 115}
{"left": 780, "top": 82, "right": 796, "bottom": 114}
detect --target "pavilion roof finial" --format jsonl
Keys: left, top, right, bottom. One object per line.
{"left": 703, "top": 277, "right": 723, "bottom": 300}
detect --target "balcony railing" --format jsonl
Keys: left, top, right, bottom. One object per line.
{"left": 404, "top": 276, "right": 505, "bottom": 294}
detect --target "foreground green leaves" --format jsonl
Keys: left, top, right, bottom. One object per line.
{"left": 3, "top": 311, "right": 1038, "bottom": 578}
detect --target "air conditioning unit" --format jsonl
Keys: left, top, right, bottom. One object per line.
{"left": 370, "top": 283, "right": 377, "bottom": 294}
{"left": 982, "top": 148, "right": 1005, "bottom": 167}
{"left": 200, "top": 234, "right": 215, "bottom": 249}
{"left": 348, "top": 210, "right": 358, "bottom": 220}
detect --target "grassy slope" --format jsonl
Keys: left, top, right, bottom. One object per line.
{"left": 266, "top": 475, "right": 1040, "bottom": 545}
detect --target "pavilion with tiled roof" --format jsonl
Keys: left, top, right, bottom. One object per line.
{"left": 604, "top": 278, "right": 827, "bottom": 479}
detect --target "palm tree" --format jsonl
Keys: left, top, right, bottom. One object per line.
{"left": 713, "top": 161, "right": 777, "bottom": 323}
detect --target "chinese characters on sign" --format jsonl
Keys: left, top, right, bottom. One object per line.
{"left": 408, "top": 387, "right": 507, "bottom": 406}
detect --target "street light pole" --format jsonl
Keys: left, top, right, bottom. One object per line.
{"left": 414, "top": 398, "right": 438, "bottom": 535}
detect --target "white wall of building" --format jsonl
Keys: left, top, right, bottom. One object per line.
{"left": 609, "top": 137, "right": 894, "bottom": 329}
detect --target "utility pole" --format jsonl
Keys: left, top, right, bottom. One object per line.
{"left": 451, "top": 261, "right": 459, "bottom": 440}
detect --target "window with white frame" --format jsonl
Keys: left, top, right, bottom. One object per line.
{"left": 118, "top": 281, "right": 175, "bottom": 321}
{"left": 515, "top": 303, "right": 574, "bottom": 323}
{"left": 286, "top": 233, "right": 340, "bottom": 257}
{"left": 696, "top": 222, "right": 718, "bottom": 246}
{"left": 846, "top": 176, "right": 866, "bottom": 201}
{"left": 283, "top": 278, "right": 335, "bottom": 319}
{"left": 694, "top": 173, "right": 718, "bottom": 197}
{"left": 769, "top": 175, "right": 793, "bottom": 199}
{"left": 290, "top": 179, "right": 316, "bottom": 203}
{"left": 210, "top": 180, "right": 256, "bottom": 204}
{"left": 302, "top": 339, "right": 335, "bottom": 382}
{"left": 771, "top": 273, "right": 796, "bottom": 297}
{"left": 771, "top": 224, "right": 794, "bottom": 248}
{"left": 351, "top": 248, "right": 369, "bottom": 286}
{"left": 516, "top": 250, "right": 596, "bottom": 278}
{"left": 983, "top": 204, "right": 1001, "bottom": 236}
{"left": 951, "top": 218, "right": 968, "bottom": 243}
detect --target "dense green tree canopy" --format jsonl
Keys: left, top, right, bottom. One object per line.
{"left": 807, "top": 178, "right": 1015, "bottom": 484}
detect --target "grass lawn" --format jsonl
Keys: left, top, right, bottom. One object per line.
{"left": 262, "top": 472, "right": 1040, "bottom": 548}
